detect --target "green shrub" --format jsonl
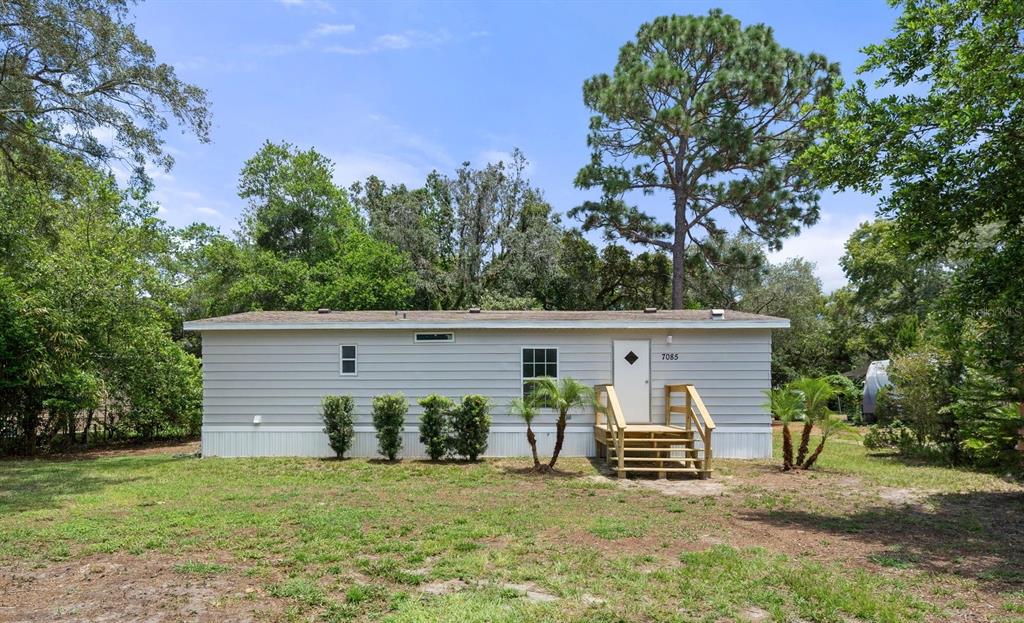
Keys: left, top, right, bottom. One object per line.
{"left": 372, "top": 393, "right": 407, "bottom": 460}
{"left": 863, "top": 421, "right": 917, "bottom": 451}
{"left": 417, "top": 394, "right": 454, "bottom": 460}
{"left": 321, "top": 395, "right": 355, "bottom": 458}
{"left": 884, "top": 347, "right": 956, "bottom": 451}
{"left": 947, "top": 368, "right": 1024, "bottom": 469}
{"left": 449, "top": 394, "right": 491, "bottom": 461}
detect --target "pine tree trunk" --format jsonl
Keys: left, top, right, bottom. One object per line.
{"left": 803, "top": 437, "right": 828, "bottom": 469}
{"left": 796, "top": 421, "right": 813, "bottom": 467}
{"left": 782, "top": 424, "right": 794, "bottom": 471}
{"left": 526, "top": 423, "right": 541, "bottom": 469}
{"left": 548, "top": 412, "right": 568, "bottom": 468}
{"left": 671, "top": 201, "right": 687, "bottom": 309}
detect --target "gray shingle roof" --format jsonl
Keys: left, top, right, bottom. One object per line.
{"left": 184, "top": 309, "right": 789, "bottom": 330}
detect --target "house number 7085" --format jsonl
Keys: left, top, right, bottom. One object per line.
{"left": 661, "top": 353, "right": 679, "bottom": 360}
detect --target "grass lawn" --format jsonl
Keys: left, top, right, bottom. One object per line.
{"left": 1, "top": 430, "right": 1023, "bottom": 622}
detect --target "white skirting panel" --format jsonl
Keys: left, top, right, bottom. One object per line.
{"left": 200, "top": 426, "right": 771, "bottom": 459}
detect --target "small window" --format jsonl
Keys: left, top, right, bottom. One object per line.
{"left": 522, "top": 347, "right": 557, "bottom": 398}
{"left": 414, "top": 332, "right": 455, "bottom": 343}
{"left": 339, "top": 344, "right": 357, "bottom": 376}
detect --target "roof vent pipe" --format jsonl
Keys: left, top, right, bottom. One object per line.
{"left": 711, "top": 308, "right": 725, "bottom": 320}
{"left": 643, "top": 307, "right": 657, "bottom": 314}
{"left": 468, "top": 307, "right": 481, "bottom": 313}
{"left": 317, "top": 308, "right": 331, "bottom": 314}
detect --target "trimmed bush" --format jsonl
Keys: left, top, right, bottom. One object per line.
{"left": 418, "top": 394, "right": 455, "bottom": 461}
{"left": 321, "top": 395, "right": 355, "bottom": 458}
{"left": 372, "top": 393, "right": 407, "bottom": 460}
{"left": 449, "top": 394, "right": 491, "bottom": 461}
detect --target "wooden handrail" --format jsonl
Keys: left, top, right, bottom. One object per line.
{"left": 594, "top": 384, "right": 627, "bottom": 476}
{"left": 663, "top": 383, "right": 715, "bottom": 477}
{"left": 684, "top": 384, "right": 716, "bottom": 432}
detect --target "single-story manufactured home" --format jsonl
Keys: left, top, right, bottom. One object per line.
{"left": 183, "top": 309, "right": 788, "bottom": 473}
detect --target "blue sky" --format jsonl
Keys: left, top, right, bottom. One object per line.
{"left": 134, "top": 0, "right": 900, "bottom": 291}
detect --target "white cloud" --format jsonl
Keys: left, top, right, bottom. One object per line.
{"left": 277, "top": 0, "right": 335, "bottom": 13}
{"left": 248, "top": 22, "right": 356, "bottom": 56}
{"left": 767, "top": 198, "right": 875, "bottom": 292}
{"left": 331, "top": 152, "right": 428, "bottom": 187}
{"left": 323, "top": 29, "right": 451, "bottom": 55}
{"left": 478, "top": 149, "right": 513, "bottom": 165}
{"left": 310, "top": 23, "right": 355, "bottom": 37}
{"left": 330, "top": 115, "right": 454, "bottom": 187}
{"left": 195, "top": 206, "right": 224, "bottom": 218}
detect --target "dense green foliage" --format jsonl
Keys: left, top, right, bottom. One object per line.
{"left": 0, "top": 0, "right": 210, "bottom": 185}
{"left": 806, "top": 0, "right": 1024, "bottom": 470}
{"left": 0, "top": 158, "right": 202, "bottom": 452}
{"left": 448, "top": 394, "right": 491, "bottom": 461}
{"left": 321, "top": 395, "right": 355, "bottom": 459}
{"left": 572, "top": 10, "right": 838, "bottom": 308}
{"left": 371, "top": 394, "right": 407, "bottom": 461}
{"left": 417, "top": 394, "right": 455, "bottom": 461}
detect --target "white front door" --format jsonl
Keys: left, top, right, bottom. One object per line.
{"left": 613, "top": 340, "right": 650, "bottom": 423}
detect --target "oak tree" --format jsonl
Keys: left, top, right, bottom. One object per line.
{"left": 0, "top": 0, "right": 211, "bottom": 185}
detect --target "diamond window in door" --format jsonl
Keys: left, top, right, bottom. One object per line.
{"left": 624, "top": 350, "right": 639, "bottom": 365}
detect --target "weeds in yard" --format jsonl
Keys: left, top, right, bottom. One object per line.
{"left": 0, "top": 440, "right": 1021, "bottom": 622}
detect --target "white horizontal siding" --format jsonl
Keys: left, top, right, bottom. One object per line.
{"left": 199, "top": 328, "right": 773, "bottom": 457}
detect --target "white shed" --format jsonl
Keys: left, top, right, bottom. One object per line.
{"left": 184, "top": 309, "right": 789, "bottom": 470}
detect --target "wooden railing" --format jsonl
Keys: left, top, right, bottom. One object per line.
{"left": 664, "top": 384, "right": 716, "bottom": 476}
{"left": 594, "top": 384, "right": 627, "bottom": 475}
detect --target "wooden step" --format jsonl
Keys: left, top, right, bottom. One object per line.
{"left": 610, "top": 452, "right": 700, "bottom": 457}
{"left": 618, "top": 466, "right": 704, "bottom": 473}
{"left": 607, "top": 446, "right": 699, "bottom": 453}
{"left": 602, "top": 436, "right": 695, "bottom": 444}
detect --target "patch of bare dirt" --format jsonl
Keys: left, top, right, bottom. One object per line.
{"left": 0, "top": 552, "right": 278, "bottom": 623}
{"left": 740, "top": 606, "right": 771, "bottom": 622}
{"left": 630, "top": 477, "right": 728, "bottom": 497}
{"left": 4, "top": 440, "right": 201, "bottom": 463}
{"left": 878, "top": 487, "right": 928, "bottom": 505}
{"left": 420, "top": 578, "right": 468, "bottom": 596}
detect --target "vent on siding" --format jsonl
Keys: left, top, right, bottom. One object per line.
{"left": 711, "top": 308, "right": 725, "bottom": 320}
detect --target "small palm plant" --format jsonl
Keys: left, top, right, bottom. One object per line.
{"left": 788, "top": 376, "right": 837, "bottom": 467}
{"left": 508, "top": 396, "right": 542, "bottom": 469}
{"left": 532, "top": 377, "right": 594, "bottom": 470}
{"left": 764, "top": 387, "right": 805, "bottom": 471}
{"left": 802, "top": 412, "right": 851, "bottom": 469}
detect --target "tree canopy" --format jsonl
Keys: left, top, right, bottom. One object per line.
{"left": 572, "top": 10, "right": 838, "bottom": 308}
{"left": 805, "top": 0, "right": 1024, "bottom": 390}
{"left": 0, "top": 0, "right": 211, "bottom": 185}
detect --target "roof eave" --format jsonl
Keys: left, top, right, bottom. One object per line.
{"left": 182, "top": 319, "right": 791, "bottom": 332}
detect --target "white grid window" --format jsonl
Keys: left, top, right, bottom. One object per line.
{"left": 522, "top": 347, "right": 557, "bottom": 398}
{"left": 339, "top": 344, "right": 357, "bottom": 376}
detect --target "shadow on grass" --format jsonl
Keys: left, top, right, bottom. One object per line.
{"left": 0, "top": 455, "right": 176, "bottom": 515}
{"left": 744, "top": 489, "right": 1024, "bottom": 585}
